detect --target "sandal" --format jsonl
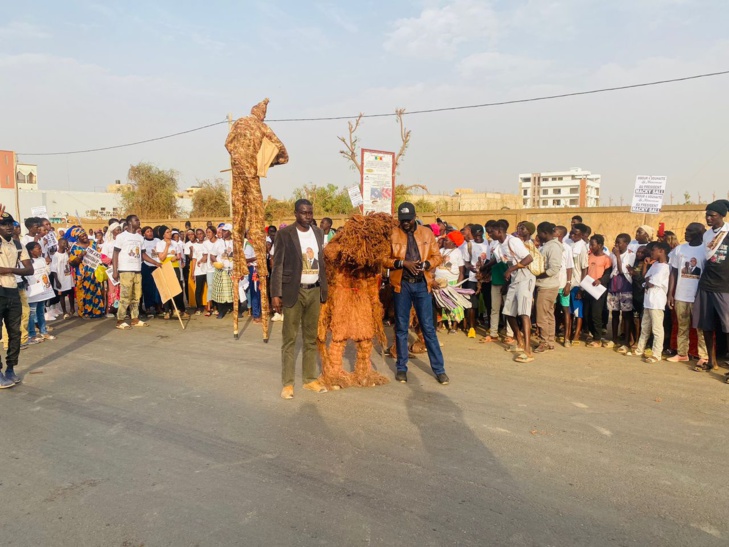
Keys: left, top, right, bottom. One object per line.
{"left": 131, "top": 320, "right": 149, "bottom": 328}
{"left": 693, "top": 362, "right": 714, "bottom": 372}
{"left": 644, "top": 356, "right": 660, "bottom": 364}
{"left": 570, "top": 340, "right": 581, "bottom": 346}
{"left": 504, "top": 344, "right": 523, "bottom": 352}
{"left": 204, "top": 311, "right": 212, "bottom": 317}
{"left": 514, "top": 353, "right": 535, "bottom": 363}
{"left": 116, "top": 322, "right": 132, "bottom": 330}
{"left": 533, "top": 343, "right": 554, "bottom": 353}
{"left": 616, "top": 345, "right": 629, "bottom": 354}
{"left": 587, "top": 341, "right": 601, "bottom": 348}
{"left": 502, "top": 337, "right": 516, "bottom": 345}
{"left": 479, "top": 335, "right": 497, "bottom": 344}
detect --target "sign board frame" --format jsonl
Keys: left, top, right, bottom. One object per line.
{"left": 360, "top": 149, "right": 395, "bottom": 215}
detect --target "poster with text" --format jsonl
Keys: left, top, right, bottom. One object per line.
{"left": 631, "top": 175, "right": 667, "bottom": 214}
{"left": 82, "top": 247, "right": 102, "bottom": 269}
{"left": 360, "top": 149, "right": 395, "bottom": 215}
{"left": 347, "top": 185, "right": 364, "bottom": 208}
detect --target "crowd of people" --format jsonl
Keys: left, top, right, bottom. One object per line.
{"left": 0, "top": 197, "right": 727, "bottom": 392}
{"left": 413, "top": 199, "right": 729, "bottom": 380}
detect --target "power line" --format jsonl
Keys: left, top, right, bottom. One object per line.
{"left": 18, "top": 69, "right": 729, "bottom": 156}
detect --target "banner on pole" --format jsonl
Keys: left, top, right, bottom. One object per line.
{"left": 360, "top": 149, "right": 395, "bottom": 215}
{"left": 631, "top": 175, "right": 667, "bottom": 214}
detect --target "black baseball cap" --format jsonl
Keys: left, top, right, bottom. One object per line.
{"left": 0, "top": 212, "right": 15, "bottom": 225}
{"left": 397, "top": 202, "right": 416, "bottom": 221}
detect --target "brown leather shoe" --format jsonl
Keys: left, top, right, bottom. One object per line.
{"left": 280, "top": 386, "right": 294, "bottom": 399}
{"left": 302, "top": 380, "right": 328, "bottom": 393}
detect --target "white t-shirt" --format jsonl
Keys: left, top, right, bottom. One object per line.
{"left": 571, "top": 239, "right": 589, "bottom": 284}
{"left": 495, "top": 235, "right": 534, "bottom": 283}
{"left": 155, "top": 239, "right": 179, "bottom": 266}
{"left": 114, "top": 231, "right": 144, "bottom": 272}
{"left": 610, "top": 249, "right": 636, "bottom": 282}
{"left": 100, "top": 239, "right": 116, "bottom": 258}
{"left": 27, "top": 257, "right": 56, "bottom": 304}
{"left": 296, "top": 228, "right": 320, "bottom": 285}
{"left": 51, "top": 251, "right": 74, "bottom": 292}
{"left": 467, "top": 240, "right": 490, "bottom": 282}
{"left": 142, "top": 238, "right": 160, "bottom": 267}
{"left": 435, "top": 247, "right": 464, "bottom": 285}
{"left": 669, "top": 243, "right": 706, "bottom": 303}
{"left": 559, "top": 242, "right": 574, "bottom": 289}
{"left": 643, "top": 262, "right": 670, "bottom": 310}
{"left": 192, "top": 242, "right": 207, "bottom": 276}
{"left": 203, "top": 239, "right": 217, "bottom": 271}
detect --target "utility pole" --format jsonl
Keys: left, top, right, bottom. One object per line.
{"left": 13, "top": 152, "right": 20, "bottom": 220}
{"left": 620, "top": 195, "right": 624, "bottom": 206}
{"left": 670, "top": 192, "right": 674, "bottom": 205}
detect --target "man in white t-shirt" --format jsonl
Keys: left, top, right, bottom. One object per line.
{"left": 484, "top": 220, "right": 536, "bottom": 362}
{"left": 112, "top": 214, "right": 155, "bottom": 329}
{"left": 667, "top": 222, "right": 708, "bottom": 364}
{"left": 463, "top": 224, "right": 489, "bottom": 339}
{"left": 271, "top": 199, "right": 328, "bottom": 400}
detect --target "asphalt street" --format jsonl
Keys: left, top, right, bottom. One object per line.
{"left": 1, "top": 314, "right": 728, "bottom": 546}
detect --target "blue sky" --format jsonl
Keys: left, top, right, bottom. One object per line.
{"left": 3, "top": 0, "right": 729, "bottom": 203}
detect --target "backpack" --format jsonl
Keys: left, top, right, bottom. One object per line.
{"left": 507, "top": 237, "right": 544, "bottom": 276}
{"left": 525, "top": 241, "right": 545, "bottom": 276}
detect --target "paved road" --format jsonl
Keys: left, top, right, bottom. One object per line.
{"left": 1, "top": 315, "right": 728, "bottom": 546}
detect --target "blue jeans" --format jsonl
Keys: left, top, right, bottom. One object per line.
{"left": 28, "top": 301, "right": 47, "bottom": 338}
{"left": 249, "top": 271, "right": 261, "bottom": 318}
{"left": 393, "top": 280, "right": 445, "bottom": 375}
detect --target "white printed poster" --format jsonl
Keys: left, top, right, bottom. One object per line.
{"left": 347, "top": 185, "right": 364, "bottom": 208}
{"left": 31, "top": 205, "right": 48, "bottom": 219}
{"left": 360, "top": 149, "right": 394, "bottom": 214}
{"left": 82, "top": 247, "right": 102, "bottom": 269}
{"left": 631, "top": 175, "right": 667, "bottom": 214}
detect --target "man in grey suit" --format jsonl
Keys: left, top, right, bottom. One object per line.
{"left": 271, "top": 199, "right": 329, "bottom": 399}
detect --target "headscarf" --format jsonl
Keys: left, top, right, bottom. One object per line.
{"left": 447, "top": 231, "right": 465, "bottom": 247}
{"left": 429, "top": 223, "right": 440, "bottom": 236}
{"left": 638, "top": 224, "right": 655, "bottom": 239}
{"left": 521, "top": 221, "right": 536, "bottom": 235}
{"left": 107, "top": 222, "right": 121, "bottom": 240}
{"left": 65, "top": 226, "right": 85, "bottom": 243}
{"left": 706, "top": 199, "right": 729, "bottom": 217}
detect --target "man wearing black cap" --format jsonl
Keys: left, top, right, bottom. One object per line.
{"left": 384, "top": 202, "right": 449, "bottom": 384}
{"left": 693, "top": 200, "right": 729, "bottom": 378}
{"left": 0, "top": 208, "right": 33, "bottom": 388}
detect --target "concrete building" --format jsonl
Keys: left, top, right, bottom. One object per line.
{"left": 0, "top": 150, "right": 15, "bottom": 189}
{"left": 16, "top": 162, "right": 38, "bottom": 190}
{"left": 519, "top": 168, "right": 601, "bottom": 208}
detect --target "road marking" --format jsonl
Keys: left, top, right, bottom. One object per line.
{"left": 690, "top": 523, "right": 722, "bottom": 538}
{"left": 590, "top": 425, "right": 613, "bottom": 437}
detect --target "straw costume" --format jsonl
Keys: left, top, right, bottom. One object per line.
{"left": 225, "top": 98, "right": 289, "bottom": 340}
{"left": 317, "top": 213, "right": 394, "bottom": 389}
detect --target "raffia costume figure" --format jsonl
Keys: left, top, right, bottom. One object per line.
{"left": 317, "top": 213, "right": 394, "bottom": 389}
{"left": 225, "top": 98, "right": 288, "bottom": 340}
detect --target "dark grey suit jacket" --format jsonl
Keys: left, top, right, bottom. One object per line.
{"left": 270, "top": 224, "right": 328, "bottom": 308}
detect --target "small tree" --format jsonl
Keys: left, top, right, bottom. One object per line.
{"left": 191, "top": 179, "right": 230, "bottom": 217}
{"left": 122, "top": 162, "right": 180, "bottom": 218}
{"left": 682, "top": 191, "right": 693, "bottom": 205}
{"left": 264, "top": 196, "right": 294, "bottom": 223}
{"left": 293, "top": 183, "right": 358, "bottom": 216}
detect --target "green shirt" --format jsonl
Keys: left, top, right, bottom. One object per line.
{"left": 491, "top": 261, "right": 508, "bottom": 286}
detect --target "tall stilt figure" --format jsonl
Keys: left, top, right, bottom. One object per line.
{"left": 225, "top": 98, "right": 289, "bottom": 341}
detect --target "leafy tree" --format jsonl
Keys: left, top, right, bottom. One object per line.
{"left": 122, "top": 162, "right": 180, "bottom": 218}
{"left": 293, "top": 184, "right": 358, "bottom": 216}
{"left": 264, "top": 196, "right": 294, "bottom": 223}
{"left": 190, "top": 178, "right": 230, "bottom": 217}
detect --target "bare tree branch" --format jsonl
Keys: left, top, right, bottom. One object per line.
{"left": 394, "top": 108, "right": 411, "bottom": 172}
{"left": 337, "top": 113, "right": 363, "bottom": 173}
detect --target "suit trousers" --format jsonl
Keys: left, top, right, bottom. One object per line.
{"left": 281, "top": 286, "right": 321, "bottom": 387}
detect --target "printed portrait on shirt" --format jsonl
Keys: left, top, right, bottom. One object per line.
{"left": 302, "top": 247, "right": 319, "bottom": 274}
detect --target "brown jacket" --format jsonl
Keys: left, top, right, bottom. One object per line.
{"left": 384, "top": 225, "right": 442, "bottom": 293}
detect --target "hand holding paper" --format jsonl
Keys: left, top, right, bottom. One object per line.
{"left": 579, "top": 275, "right": 606, "bottom": 299}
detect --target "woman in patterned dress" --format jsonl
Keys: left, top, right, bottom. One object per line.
{"left": 67, "top": 226, "right": 105, "bottom": 318}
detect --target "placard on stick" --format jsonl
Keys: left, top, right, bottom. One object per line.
{"left": 631, "top": 175, "right": 667, "bottom": 214}
{"left": 152, "top": 262, "right": 182, "bottom": 303}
